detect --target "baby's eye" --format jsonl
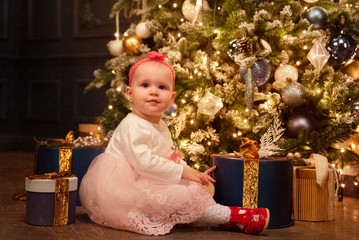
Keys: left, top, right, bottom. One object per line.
{"left": 159, "top": 85, "right": 166, "bottom": 90}
{"left": 142, "top": 83, "right": 149, "bottom": 88}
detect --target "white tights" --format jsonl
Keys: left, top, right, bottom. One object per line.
{"left": 192, "top": 204, "right": 231, "bottom": 227}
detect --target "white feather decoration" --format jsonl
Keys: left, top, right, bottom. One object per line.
{"left": 258, "top": 116, "right": 285, "bottom": 158}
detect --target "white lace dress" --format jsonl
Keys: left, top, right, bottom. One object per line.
{"left": 79, "top": 113, "right": 215, "bottom": 235}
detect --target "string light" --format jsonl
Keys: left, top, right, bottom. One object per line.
{"left": 189, "top": 75, "right": 193, "bottom": 79}
{"left": 304, "top": 6, "right": 308, "bottom": 10}
{"left": 116, "top": 87, "right": 121, "bottom": 92}
{"left": 244, "top": 119, "right": 248, "bottom": 123}
{"left": 207, "top": 141, "right": 211, "bottom": 146}
{"left": 245, "top": 108, "right": 249, "bottom": 112}
{"left": 194, "top": 164, "right": 200, "bottom": 169}
{"left": 111, "top": 70, "right": 116, "bottom": 74}
{"left": 181, "top": 99, "right": 186, "bottom": 103}
{"left": 341, "top": 183, "right": 345, "bottom": 188}
{"left": 177, "top": 33, "right": 181, "bottom": 37}
{"left": 180, "top": 18, "right": 184, "bottom": 22}
{"left": 355, "top": 182, "right": 358, "bottom": 186}
{"left": 233, "top": 133, "right": 237, "bottom": 137}
{"left": 283, "top": 35, "right": 288, "bottom": 40}
{"left": 238, "top": 131, "right": 242, "bottom": 136}
{"left": 296, "top": 61, "right": 301, "bottom": 66}
{"left": 97, "top": 126, "right": 101, "bottom": 131}
{"left": 216, "top": 51, "right": 220, "bottom": 55}
{"left": 190, "top": 119, "right": 194, "bottom": 124}
{"left": 340, "top": 148, "right": 345, "bottom": 152}
{"left": 303, "top": 45, "right": 308, "bottom": 50}
{"left": 171, "top": 112, "right": 177, "bottom": 117}
{"left": 199, "top": 22, "right": 203, "bottom": 26}
{"left": 108, "top": 105, "right": 113, "bottom": 110}
{"left": 331, "top": 163, "right": 336, "bottom": 167}
{"left": 158, "top": 4, "right": 162, "bottom": 9}
{"left": 173, "top": 3, "right": 177, "bottom": 8}
{"left": 316, "top": 89, "right": 321, "bottom": 94}
{"left": 214, "top": 29, "right": 219, "bottom": 34}
{"left": 302, "top": 30, "right": 307, "bottom": 34}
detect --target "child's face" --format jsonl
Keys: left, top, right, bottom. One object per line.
{"left": 126, "top": 61, "right": 176, "bottom": 123}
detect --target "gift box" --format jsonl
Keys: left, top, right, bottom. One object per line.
{"left": 25, "top": 174, "right": 77, "bottom": 226}
{"left": 35, "top": 146, "right": 105, "bottom": 205}
{"left": 212, "top": 155, "right": 294, "bottom": 229}
{"left": 292, "top": 167, "right": 335, "bottom": 221}
{"left": 341, "top": 175, "right": 359, "bottom": 198}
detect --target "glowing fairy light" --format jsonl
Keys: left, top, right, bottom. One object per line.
{"left": 173, "top": 3, "right": 177, "bottom": 8}
{"left": 233, "top": 133, "right": 237, "bottom": 137}
{"left": 123, "top": 32, "right": 129, "bottom": 37}
{"left": 355, "top": 182, "right": 358, "bottom": 186}
{"left": 341, "top": 183, "right": 345, "bottom": 188}
{"left": 158, "top": 4, "right": 162, "bottom": 9}
{"left": 341, "top": 148, "right": 345, "bottom": 152}
{"left": 207, "top": 141, "right": 211, "bottom": 146}
{"left": 303, "top": 45, "right": 308, "bottom": 50}
{"left": 97, "top": 126, "right": 101, "bottom": 131}
{"left": 181, "top": 99, "right": 186, "bottom": 103}
{"left": 283, "top": 35, "right": 288, "bottom": 40}
{"left": 108, "top": 105, "right": 113, "bottom": 110}
{"left": 296, "top": 61, "right": 301, "bottom": 66}
{"left": 116, "top": 87, "right": 121, "bottom": 92}
{"left": 177, "top": 33, "right": 181, "bottom": 37}
{"left": 331, "top": 164, "right": 336, "bottom": 167}
{"left": 190, "top": 119, "right": 194, "bottom": 124}
{"left": 112, "top": 70, "right": 116, "bottom": 74}
{"left": 194, "top": 164, "right": 200, "bottom": 169}
{"left": 180, "top": 18, "right": 184, "bottom": 22}
{"left": 317, "top": 89, "right": 321, "bottom": 94}
{"left": 216, "top": 51, "right": 220, "bottom": 55}
{"left": 238, "top": 131, "right": 242, "bottom": 136}
{"left": 190, "top": 75, "right": 193, "bottom": 79}
{"left": 244, "top": 119, "right": 248, "bottom": 123}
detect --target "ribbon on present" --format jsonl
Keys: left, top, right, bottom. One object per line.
{"left": 28, "top": 172, "right": 74, "bottom": 226}
{"left": 59, "top": 131, "right": 74, "bottom": 173}
{"left": 240, "top": 138, "right": 260, "bottom": 208}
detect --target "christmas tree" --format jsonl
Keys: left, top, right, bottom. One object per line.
{"left": 86, "top": 0, "right": 359, "bottom": 170}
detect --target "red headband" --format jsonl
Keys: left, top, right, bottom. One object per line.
{"left": 129, "top": 51, "right": 175, "bottom": 90}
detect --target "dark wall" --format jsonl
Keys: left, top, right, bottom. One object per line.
{"left": 0, "top": 0, "right": 130, "bottom": 151}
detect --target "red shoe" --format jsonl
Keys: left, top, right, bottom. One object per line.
{"left": 221, "top": 206, "right": 270, "bottom": 234}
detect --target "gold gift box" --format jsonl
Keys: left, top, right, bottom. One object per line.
{"left": 292, "top": 167, "right": 335, "bottom": 221}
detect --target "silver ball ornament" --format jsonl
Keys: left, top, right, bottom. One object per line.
{"left": 282, "top": 82, "right": 307, "bottom": 108}
{"left": 351, "top": 101, "right": 359, "bottom": 119}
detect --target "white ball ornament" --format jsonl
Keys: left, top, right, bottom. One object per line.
{"left": 135, "top": 22, "right": 151, "bottom": 39}
{"left": 182, "top": 0, "right": 210, "bottom": 22}
{"left": 107, "top": 39, "right": 123, "bottom": 57}
{"left": 273, "top": 65, "right": 298, "bottom": 90}
{"left": 303, "top": 0, "right": 318, "bottom": 3}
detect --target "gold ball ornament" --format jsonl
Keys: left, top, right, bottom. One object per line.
{"left": 342, "top": 60, "right": 359, "bottom": 79}
{"left": 123, "top": 35, "right": 142, "bottom": 56}
{"left": 107, "top": 39, "right": 123, "bottom": 57}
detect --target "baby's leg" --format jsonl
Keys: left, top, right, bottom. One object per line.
{"left": 192, "top": 204, "right": 231, "bottom": 227}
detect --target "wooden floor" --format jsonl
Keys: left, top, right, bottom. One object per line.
{"left": 1, "top": 152, "right": 359, "bottom": 240}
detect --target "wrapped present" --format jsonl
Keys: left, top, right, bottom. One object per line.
{"left": 211, "top": 139, "right": 294, "bottom": 229}
{"left": 292, "top": 167, "right": 335, "bottom": 221}
{"left": 25, "top": 173, "right": 77, "bottom": 226}
{"left": 35, "top": 145, "right": 105, "bottom": 205}
{"left": 34, "top": 131, "right": 105, "bottom": 205}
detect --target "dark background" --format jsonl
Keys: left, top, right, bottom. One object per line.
{"left": 0, "top": 0, "right": 133, "bottom": 151}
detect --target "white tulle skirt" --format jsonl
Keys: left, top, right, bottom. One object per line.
{"left": 79, "top": 153, "right": 215, "bottom": 235}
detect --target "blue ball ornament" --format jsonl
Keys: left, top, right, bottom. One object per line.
{"left": 326, "top": 34, "right": 357, "bottom": 64}
{"left": 305, "top": 6, "right": 327, "bottom": 30}
{"left": 165, "top": 103, "right": 178, "bottom": 116}
{"left": 240, "top": 59, "right": 271, "bottom": 87}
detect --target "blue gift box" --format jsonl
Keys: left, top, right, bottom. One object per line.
{"left": 35, "top": 146, "right": 105, "bottom": 205}
{"left": 212, "top": 155, "right": 294, "bottom": 229}
{"left": 25, "top": 176, "right": 77, "bottom": 226}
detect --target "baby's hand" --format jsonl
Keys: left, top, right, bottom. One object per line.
{"left": 181, "top": 166, "right": 216, "bottom": 185}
